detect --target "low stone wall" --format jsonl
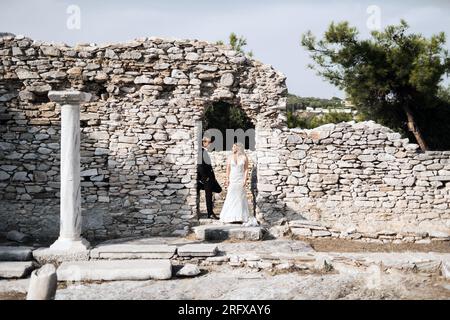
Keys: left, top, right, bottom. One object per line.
{"left": 277, "top": 219, "right": 449, "bottom": 243}
{"left": 256, "top": 121, "right": 450, "bottom": 237}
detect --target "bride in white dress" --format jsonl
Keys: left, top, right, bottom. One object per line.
{"left": 220, "top": 143, "right": 250, "bottom": 224}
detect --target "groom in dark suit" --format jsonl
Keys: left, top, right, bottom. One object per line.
{"left": 197, "top": 136, "right": 221, "bottom": 219}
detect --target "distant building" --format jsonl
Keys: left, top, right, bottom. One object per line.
{"left": 344, "top": 98, "right": 355, "bottom": 108}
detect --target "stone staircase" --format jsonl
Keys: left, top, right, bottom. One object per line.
{"left": 0, "top": 238, "right": 222, "bottom": 283}
{"left": 1, "top": 241, "right": 220, "bottom": 283}
{"left": 1, "top": 219, "right": 269, "bottom": 283}
{"left": 51, "top": 242, "right": 219, "bottom": 282}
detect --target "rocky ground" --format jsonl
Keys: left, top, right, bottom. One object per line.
{"left": 53, "top": 266, "right": 449, "bottom": 300}
{"left": 3, "top": 263, "right": 447, "bottom": 300}
{"left": 304, "top": 238, "right": 450, "bottom": 253}
{"left": 0, "top": 237, "right": 449, "bottom": 300}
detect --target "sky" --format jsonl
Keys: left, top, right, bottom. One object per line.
{"left": 1, "top": 0, "right": 449, "bottom": 98}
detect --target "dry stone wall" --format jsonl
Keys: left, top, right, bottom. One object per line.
{"left": 0, "top": 34, "right": 287, "bottom": 240}
{"left": 256, "top": 121, "right": 450, "bottom": 239}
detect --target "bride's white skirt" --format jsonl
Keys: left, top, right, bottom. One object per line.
{"left": 220, "top": 182, "right": 250, "bottom": 223}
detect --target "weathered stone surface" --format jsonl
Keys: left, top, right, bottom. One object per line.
{"left": 0, "top": 246, "right": 33, "bottom": 261}
{"left": 311, "top": 230, "right": 332, "bottom": 237}
{"left": 177, "top": 244, "right": 218, "bottom": 257}
{"left": 33, "top": 248, "right": 90, "bottom": 264}
{"left": 0, "top": 261, "right": 35, "bottom": 279}
{"left": 134, "top": 75, "right": 153, "bottom": 84}
{"left": 0, "top": 171, "right": 10, "bottom": 180}
{"left": 80, "top": 169, "right": 98, "bottom": 177}
{"left": 428, "top": 231, "right": 449, "bottom": 239}
{"left": 220, "top": 73, "right": 234, "bottom": 86}
{"left": 15, "top": 68, "right": 39, "bottom": 79}
{"left": 291, "top": 228, "right": 312, "bottom": 237}
{"left": 40, "top": 46, "right": 60, "bottom": 56}
{"left": 56, "top": 259, "right": 172, "bottom": 281}
{"left": 193, "top": 225, "right": 264, "bottom": 241}
{"left": 289, "top": 220, "right": 324, "bottom": 228}
{"left": 26, "top": 264, "right": 57, "bottom": 300}
{"left": 358, "top": 155, "right": 376, "bottom": 162}
{"left": 176, "top": 264, "right": 201, "bottom": 277}
{"left": 119, "top": 50, "right": 142, "bottom": 60}
{"left": 90, "top": 244, "right": 176, "bottom": 259}
{"left": 6, "top": 230, "right": 30, "bottom": 243}
{"left": 185, "top": 52, "right": 199, "bottom": 61}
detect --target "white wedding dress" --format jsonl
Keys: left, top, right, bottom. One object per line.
{"left": 220, "top": 156, "right": 250, "bottom": 223}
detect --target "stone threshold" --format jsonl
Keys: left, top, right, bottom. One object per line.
{"left": 193, "top": 224, "right": 266, "bottom": 241}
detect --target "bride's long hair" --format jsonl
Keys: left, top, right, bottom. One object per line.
{"left": 233, "top": 142, "right": 246, "bottom": 157}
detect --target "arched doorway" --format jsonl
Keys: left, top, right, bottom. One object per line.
{"left": 196, "top": 100, "right": 257, "bottom": 220}
{"left": 203, "top": 101, "right": 255, "bottom": 150}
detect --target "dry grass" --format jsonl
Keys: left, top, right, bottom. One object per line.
{"left": 0, "top": 291, "right": 26, "bottom": 300}
{"left": 302, "top": 237, "right": 450, "bottom": 253}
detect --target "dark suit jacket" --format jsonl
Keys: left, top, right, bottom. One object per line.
{"left": 197, "top": 147, "right": 221, "bottom": 193}
{"left": 197, "top": 147, "right": 214, "bottom": 184}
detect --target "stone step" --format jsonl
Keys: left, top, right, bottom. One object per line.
{"left": 56, "top": 259, "right": 172, "bottom": 281}
{"left": 198, "top": 218, "right": 223, "bottom": 226}
{"left": 177, "top": 244, "right": 218, "bottom": 257}
{"left": 33, "top": 248, "right": 90, "bottom": 264}
{"left": 90, "top": 244, "right": 177, "bottom": 260}
{"left": 0, "top": 246, "right": 34, "bottom": 261}
{"left": 0, "top": 261, "right": 36, "bottom": 279}
{"left": 193, "top": 224, "right": 265, "bottom": 241}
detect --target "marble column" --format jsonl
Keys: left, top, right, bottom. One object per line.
{"left": 48, "top": 90, "right": 91, "bottom": 251}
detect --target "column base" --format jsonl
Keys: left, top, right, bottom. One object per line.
{"left": 49, "top": 237, "right": 91, "bottom": 251}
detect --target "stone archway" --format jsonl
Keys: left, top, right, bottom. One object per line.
{"left": 202, "top": 100, "right": 256, "bottom": 151}
{"left": 195, "top": 98, "right": 259, "bottom": 220}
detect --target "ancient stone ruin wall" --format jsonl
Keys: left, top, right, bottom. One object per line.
{"left": 256, "top": 121, "right": 450, "bottom": 236}
{"left": 0, "top": 34, "right": 287, "bottom": 240}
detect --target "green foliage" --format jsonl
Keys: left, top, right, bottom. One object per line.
{"left": 287, "top": 93, "right": 354, "bottom": 129}
{"left": 229, "top": 32, "right": 247, "bottom": 53}
{"left": 203, "top": 101, "right": 254, "bottom": 149}
{"left": 414, "top": 99, "right": 450, "bottom": 150}
{"left": 216, "top": 32, "right": 253, "bottom": 57}
{"left": 204, "top": 101, "right": 250, "bottom": 130}
{"left": 438, "top": 84, "right": 450, "bottom": 103}
{"left": 287, "top": 110, "right": 354, "bottom": 129}
{"left": 412, "top": 84, "right": 450, "bottom": 149}
{"left": 287, "top": 93, "right": 344, "bottom": 111}
{"left": 302, "top": 20, "right": 450, "bottom": 150}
